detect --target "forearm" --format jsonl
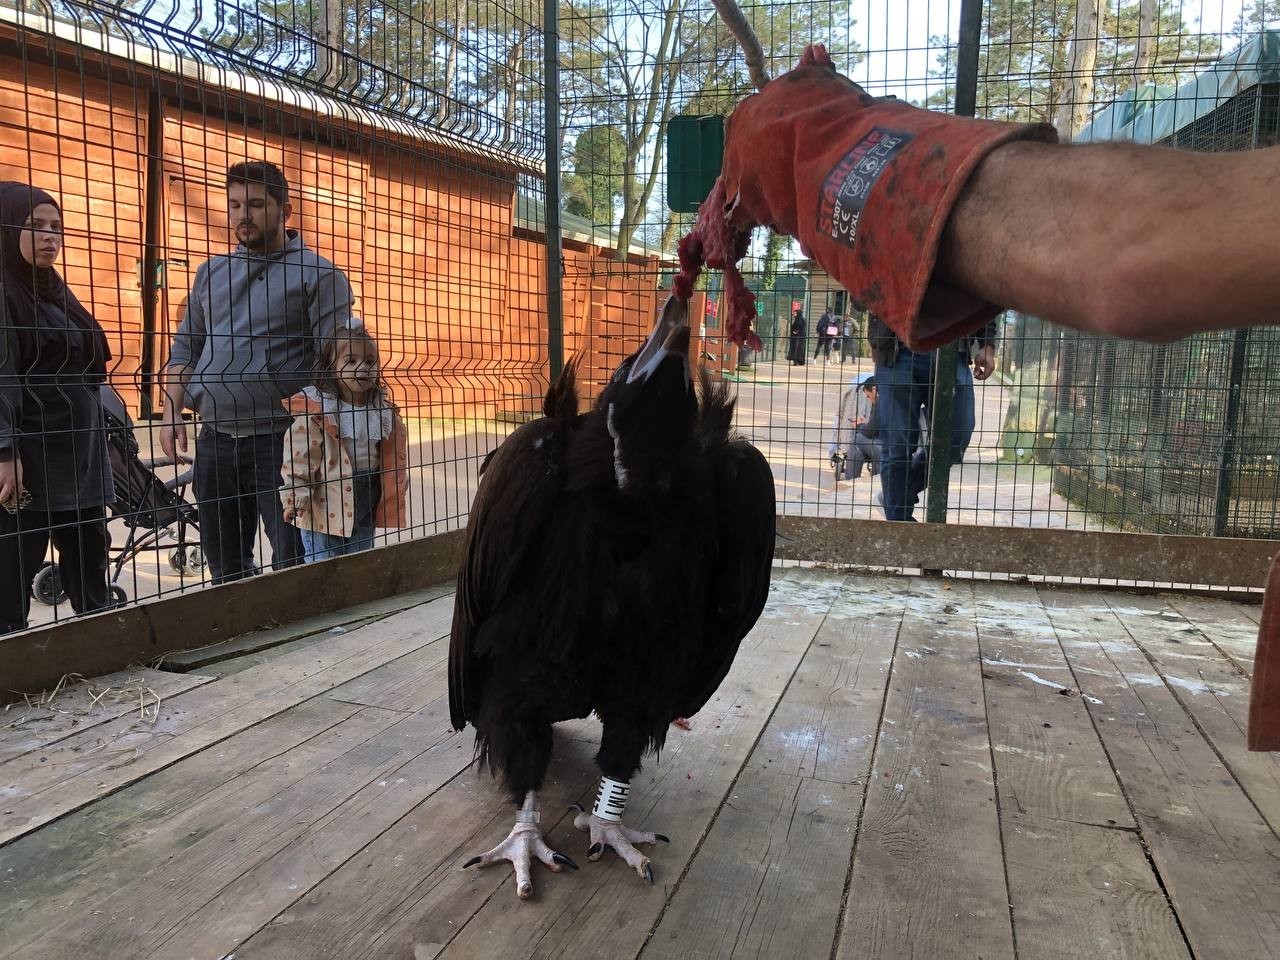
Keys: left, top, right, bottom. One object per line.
{"left": 938, "top": 140, "right": 1280, "bottom": 342}
{"left": 160, "top": 366, "right": 192, "bottom": 420}
{"left": 0, "top": 341, "right": 21, "bottom": 457}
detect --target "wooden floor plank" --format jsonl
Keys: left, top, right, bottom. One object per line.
{"left": 0, "top": 596, "right": 454, "bottom": 847}
{"left": 836, "top": 578, "right": 1015, "bottom": 960}
{"left": 0, "top": 697, "right": 381, "bottom": 955}
{"left": 160, "top": 584, "right": 453, "bottom": 671}
{"left": 229, "top": 568, "right": 839, "bottom": 960}
{"left": 147, "top": 694, "right": 474, "bottom": 960}
{"left": 1163, "top": 594, "right": 1259, "bottom": 675}
{"left": 8, "top": 692, "right": 468, "bottom": 959}
{"left": 1231, "top": 600, "right": 1263, "bottom": 625}
{"left": 973, "top": 581, "right": 1188, "bottom": 960}
{"left": 1101, "top": 593, "right": 1280, "bottom": 838}
{"left": 234, "top": 718, "right": 601, "bottom": 960}
{"left": 324, "top": 641, "right": 450, "bottom": 714}
{"left": 0, "top": 667, "right": 215, "bottom": 764}
{"left": 643, "top": 574, "right": 905, "bottom": 960}
{"left": 1000, "top": 813, "right": 1191, "bottom": 960}
{"left": 1042, "top": 588, "right": 1280, "bottom": 959}
{"left": 973, "top": 581, "right": 1132, "bottom": 828}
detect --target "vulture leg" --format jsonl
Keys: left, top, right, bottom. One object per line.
{"left": 462, "top": 791, "right": 579, "bottom": 899}
{"left": 571, "top": 721, "right": 670, "bottom": 883}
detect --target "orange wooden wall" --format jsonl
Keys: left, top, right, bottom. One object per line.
{"left": 0, "top": 60, "right": 146, "bottom": 408}
{"left": 0, "top": 51, "right": 665, "bottom": 423}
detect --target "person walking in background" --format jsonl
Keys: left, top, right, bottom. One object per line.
{"left": 868, "top": 313, "right": 997, "bottom": 521}
{"left": 787, "top": 308, "right": 807, "bottom": 365}
{"left": 839, "top": 315, "right": 856, "bottom": 364}
{"left": 813, "top": 307, "right": 839, "bottom": 363}
{"left": 160, "top": 160, "right": 354, "bottom": 583}
{"left": 281, "top": 324, "right": 408, "bottom": 561}
{"left": 0, "top": 183, "right": 114, "bottom": 632}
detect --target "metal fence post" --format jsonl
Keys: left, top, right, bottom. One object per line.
{"left": 544, "top": 0, "right": 565, "bottom": 381}
{"left": 924, "top": 0, "right": 983, "bottom": 524}
{"left": 1213, "top": 328, "right": 1250, "bottom": 537}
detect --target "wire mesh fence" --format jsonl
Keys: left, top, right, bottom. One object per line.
{"left": 1, "top": 0, "right": 1278, "bottom": 631}
{"left": 1, "top": 0, "right": 562, "bottom": 627}
{"left": 557, "top": 0, "right": 1280, "bottom": 553}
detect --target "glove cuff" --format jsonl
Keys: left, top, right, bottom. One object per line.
{"left": 825, "top": 107, "right": 1055, "bottom": 350}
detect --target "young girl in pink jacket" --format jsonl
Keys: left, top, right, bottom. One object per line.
{"left": 280, "top": 325, "right": 408, "bottom": 561}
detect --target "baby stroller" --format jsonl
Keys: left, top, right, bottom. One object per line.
{"left": 32, "top": 386, "right": 204, "bottom": 607}
{"left": 828, "top": 372, "right": 876, "bottom": 482}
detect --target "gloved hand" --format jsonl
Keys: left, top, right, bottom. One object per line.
{"left": 677, "top": 45, "right": 1056, "bottom": 352}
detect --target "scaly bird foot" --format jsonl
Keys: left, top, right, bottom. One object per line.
{"left": 569, "top": 803, "right": 670, "bottom": 884}
{"left": 462, "top": 820, "right": 579, "bottom": 900}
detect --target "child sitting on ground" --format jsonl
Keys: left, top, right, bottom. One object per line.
{"left": 281, "top": 324, "right": 408, "bottom": 561}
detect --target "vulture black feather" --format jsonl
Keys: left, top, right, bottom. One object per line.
{"left": 448, "top": 296, "right": 775, "bottom": 898}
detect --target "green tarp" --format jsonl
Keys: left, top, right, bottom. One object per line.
{"left": 1075, "top": 31, "right": 1280, "bottom": 144}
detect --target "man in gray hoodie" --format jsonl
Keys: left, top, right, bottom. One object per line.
{"left": 160, "top": 161, "right": 354, "bottom": 584}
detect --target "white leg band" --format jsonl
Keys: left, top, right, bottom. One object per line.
{"left": 592, "top": 776, "right": 630, "bottom": 822}
{"left": 515, "top": 790, "right": 540, "bottom": 824}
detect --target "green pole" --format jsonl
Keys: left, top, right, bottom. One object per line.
{"left": 543, "top": 0, "right": 564, "bottom": 381}
{"left": 924, "top": 0, "right": 981, "bottom": 524}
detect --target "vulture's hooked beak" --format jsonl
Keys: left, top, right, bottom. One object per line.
{"left": 628, "top": 295, "right": 691, "bottom": 386}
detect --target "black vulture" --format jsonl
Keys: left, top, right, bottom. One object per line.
{"left": 448, "top": 295, "right": 775, "bottom": 899}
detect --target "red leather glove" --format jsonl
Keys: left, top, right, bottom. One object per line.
{"left": 677, "top": 45, "right": 1056, "bottom": 352}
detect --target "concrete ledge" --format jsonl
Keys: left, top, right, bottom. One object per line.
{"left": 776, "top": 517, "right": 1275, "bottom": 589}
{"left": 1, "top": 528, "right": 466, "bottom": 702}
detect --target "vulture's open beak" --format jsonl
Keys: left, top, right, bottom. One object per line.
{"left": 628, "top": 296, "right": 691, "bottom": 385}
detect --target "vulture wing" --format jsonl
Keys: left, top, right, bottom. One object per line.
{"left": 448, "top": 365, "right": 579, "bottom": 731}
{"left": 677, "top": 438, "right": 776, "bottom": 717}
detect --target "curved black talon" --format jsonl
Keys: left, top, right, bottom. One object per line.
{"left": 552, "top": 852, "right": 580, "bottom": 870}
{"left": 568, "top": 802, "right": 586, "bottom": 813}
{"left": 643, "top": 863, "right": 654, "bottom": 885}
{"left": 462, "top": 856, "right": 482, "bottom": 869}
{"left": 587, "top": 842, "right": 603, "bottom": 857}
{"left": 655, "top": 834, "right": 670, "bottom": 843}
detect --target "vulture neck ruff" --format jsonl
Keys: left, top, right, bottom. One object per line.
{"left": 605, "top": 402, "right": 629, "bottom": 489}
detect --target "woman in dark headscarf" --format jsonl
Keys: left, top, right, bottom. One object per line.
{"left": 0, "top": 182, "right": 114, "bottom": 632}
{"left": 787, "top": 308, "right": 807, "bottom": 366}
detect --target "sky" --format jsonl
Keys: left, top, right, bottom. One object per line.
{"left": 847, "top": 0, "right": 1254, "bottom": 100}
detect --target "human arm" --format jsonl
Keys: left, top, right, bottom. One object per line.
{"left": 968, "top": 315, "right": 998, "bottom": 381}
{"left": 158, "top": 368, "right": 191, "bottom": 461}
{"left": 937, "top": 140, "right": 1280, "bottom": 343}
{"left": 280, "top": 414, "right": 320, "bottom": 523}
{"left": 160, "top": 268, "right": 209, "bottom": 460}
{"left": 310, "top": 261, "right": 355, "bottom": 342}
{"left": 0, "top": 458, "right": 20, "bottom": 509}
{"left": 972, "top": 344, "right": 996, "bottom": 381}
{"left": 0, "top": 283, "right": 24, "bottom": 507}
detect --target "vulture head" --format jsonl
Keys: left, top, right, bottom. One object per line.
{"left": 598, "top": 295, "right": 697, "bottom": 493}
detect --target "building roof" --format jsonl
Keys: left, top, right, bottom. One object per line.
{"left": 1, "top": 4, "right": 543, "bottom": 176}
{"left": 514, "top": 193, "right": 666, "bottom": 261}
{"left": 1076, "top": 31, "right": 1280, "bottom": 144}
